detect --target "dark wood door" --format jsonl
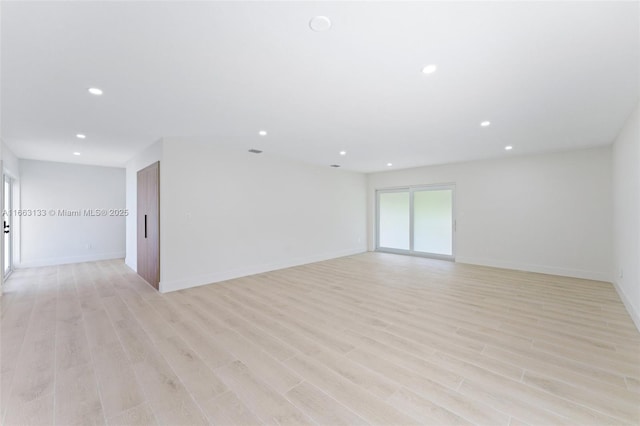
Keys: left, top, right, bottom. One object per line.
{"left": 137, "top": 162, "right": 160, "bottom": 289}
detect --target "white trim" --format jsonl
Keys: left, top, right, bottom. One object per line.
{"left": 456, "top": 256, "right": 611, "bottom": 282}
{"left": 3, "top": 174, "right": 14, "bottom": 279}
{"left": 612, "top": 279, "right": 640, "bottom": 332}
{"left": 377, "top": 248, "right": 454, "bottom": 262}
{"left": 159, "top": 247, "right": 367, "bottom": 293}
{"left": 17, "top": 251, "right": 125, "bottom": 268}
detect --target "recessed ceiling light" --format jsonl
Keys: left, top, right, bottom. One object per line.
{"left": 73, "top": 152, "right": 81, "bottom": 156}
{"left": 505, "top": 145, "right": 513, "bottom": 151}
{"left": 422, "top": 64, "right": 437, "bottom": 74}
{"left": 309, "top": 16, "right": 332, "bottom": 32}
{"left": 339, "top": 151, "right": 347, "bottom": 156}
{"left": 76, "top": 134, "right": 86, "bottom": 139}
{"left": 387, "top": 163, "right": 393, "bottom": 167}
{"left": 88, "top": 87, "right": 103, "bottom": 96}
{"left": 480, "top": 121, "right": 491, "bottom": 127}
{"left": 330, "top": 164, "right": 341, "bottom": 168}
{"left": 258, "top": 130, "right": 267, "bottom": 136}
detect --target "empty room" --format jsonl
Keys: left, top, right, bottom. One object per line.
{"left": 1, "top": 1, "right": 639, "bottom": 425}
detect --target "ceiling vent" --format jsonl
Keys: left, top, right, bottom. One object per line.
{"left": 248, "top": 149, "right": 263, "bottom": 154}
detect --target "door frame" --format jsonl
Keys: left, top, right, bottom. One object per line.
{"left": 375, "top": 183, "right": 456, "bottom": 261}
{"left": 3, "top": 174, "right": 14, "bottom": 279}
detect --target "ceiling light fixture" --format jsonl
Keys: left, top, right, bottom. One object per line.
{"left": 387, "top": 163, "right": 393, "bottom": 167}
{"left": 258, "top": 130, "right": 267, "bottom": 136}
{"left": 480, "top": 121, "right": 491, "bottom": 127}
{"left": 422, "top": 64, "right": 437, "bottom": 74}
{"left": 73, "top": 152, "right": 81, "bottom": 156}
{"left": 88, "top": 87, "right": 103, "bottom": 96}
{"left": 505, "top": 145, "right": 513, "bottom": 151}
{"left": 309, "top": 16, "right": 332, "bottom": 32}
{"left": 76, "top": 134, "right": 86, "bottom": 139}
{"left": 339, "top": 151, "right": 346, "bottom": 156}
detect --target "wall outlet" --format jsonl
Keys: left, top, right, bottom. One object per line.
{"left": 86, "top": 243, "right": 92, "bottom": 250}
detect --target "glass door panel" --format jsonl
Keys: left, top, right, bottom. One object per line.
{"left": 378, "top": 191, "right": 410, "bottom": 250}
{"left": 414, "top": 189, "right": 453, "bottom": 256}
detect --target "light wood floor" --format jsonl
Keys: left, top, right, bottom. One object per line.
{"left": 1, "top": 253, "right": 639, "bottom": 426}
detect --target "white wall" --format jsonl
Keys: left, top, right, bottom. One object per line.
{"left": 159, "top": 139, "right": 367, "bottom": 292}
{"left": 2, "top": 141, "right": 20, "bottom": 178}
{"left": 19, "top": 160, "right": 126, "bottom": 267}
{"left": 612, "top": 102, "right": 640, "bottom": 329}
{"left": 367, "top": 147, "right": 613, "bottom": 281}
{"left": 124, "top": 140, "right": 163, "bottom": 271}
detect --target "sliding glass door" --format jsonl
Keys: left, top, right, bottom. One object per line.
{"left": 378, "top": 191, "right": 410, "bottom": 250}
{"left": 376, "top": 185, "right": 455, "bottom": 260}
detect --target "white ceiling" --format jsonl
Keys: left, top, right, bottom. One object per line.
{"left": 1, "top": 1, "right": 638, "bottom": 172}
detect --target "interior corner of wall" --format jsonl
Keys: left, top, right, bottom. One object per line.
{"left": 612, "top": 278, "right": 640, "bottom": 332}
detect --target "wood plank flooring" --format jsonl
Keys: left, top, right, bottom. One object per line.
{"left": 1, "top": 252, "right": 639, "bottom": 425}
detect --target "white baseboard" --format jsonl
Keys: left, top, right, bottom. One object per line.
{"left": 125, "top": 257, "right": 136, "bottom": 272}
{"left": 159, "top": 247, "right": 367, "bottom": 293}
{"left": 612, "top": 279, "right": 640, "bottom": 332}
{"left": 17, "top": 251, "right": 126, "bottom": 268}
{"left": 455, "top": 256, "right": 611, "bottom": 282}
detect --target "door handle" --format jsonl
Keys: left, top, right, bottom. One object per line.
{"left": 144, "top": 215, "right": 147, "bottom": 238}
{"left": 3, "top": 221, "right": 9, "bottom": 234}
